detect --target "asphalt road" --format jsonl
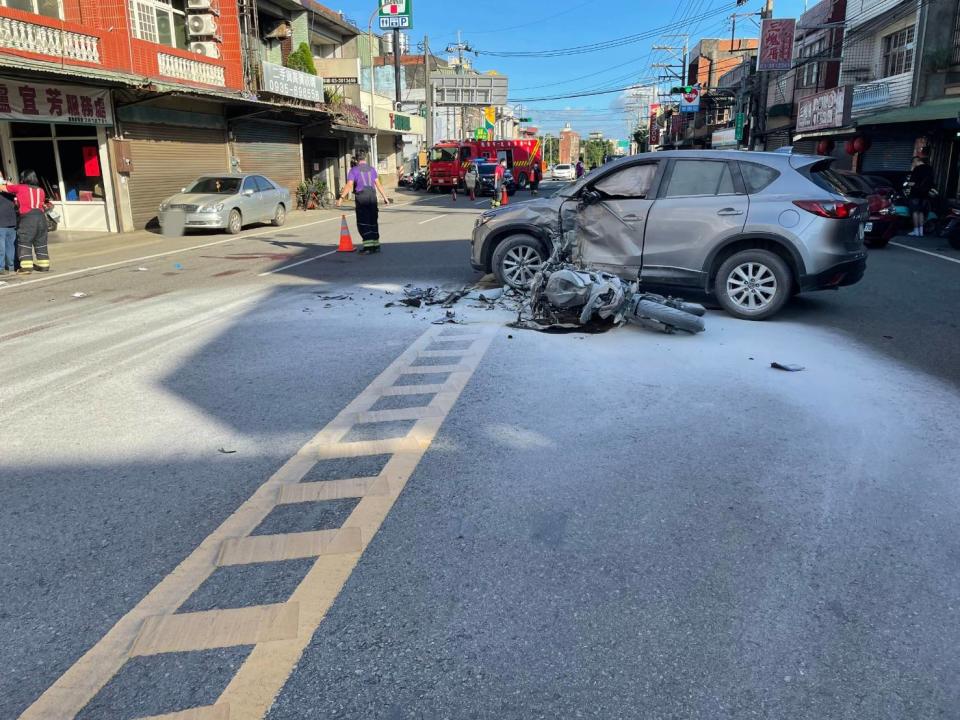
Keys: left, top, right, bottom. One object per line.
{"left": 2, "top": 185, "right": 959, "bottom": 719}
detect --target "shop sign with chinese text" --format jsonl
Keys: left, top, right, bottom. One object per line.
{"left": 0, "top": 77, "right": 112, "bottom": 125}
{"left": 757, "top": 19, "right": 796, "bottom": 71}
{"left": 262, "top": 62, "right": 324, "bottom": 103}
{"left": 796, "top": 85, "right": 852, "bottom": 133}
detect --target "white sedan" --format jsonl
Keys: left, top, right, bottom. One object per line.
{"left": 552, "top": 164, "right": 576, "bottom": 182}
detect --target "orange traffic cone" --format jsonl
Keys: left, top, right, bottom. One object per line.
{"left": 337, "top": 215, "right": 355, "bottom": 252}
{"left": 501, "top": 186, "right": 509, "bottom": 206}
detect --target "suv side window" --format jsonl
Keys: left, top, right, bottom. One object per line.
{"left": 593, "top": 163, "right": 658, "bottom": 198}
{"left": 664, "top": 160, "right": 736, "bottom": 197}
{"left": 739, "top": 162, "right": 780, "bottom": 194}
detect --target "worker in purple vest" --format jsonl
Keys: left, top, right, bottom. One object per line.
{"left": 337, "top": 150, "right": 392, "bottom": 254}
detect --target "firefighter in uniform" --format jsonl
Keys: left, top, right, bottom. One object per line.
{"left": 2, "top": 170, "right": 49, "bottom": 274}
{"left": 337, "top": 150, "right": 392, "bottom": 254}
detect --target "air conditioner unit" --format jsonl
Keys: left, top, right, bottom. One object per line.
{"left": 187, "top": 14, "right": 218, "bottom": 36}
{"left": 191, "top": 40, "right": 220, "bottom": 58}
{"left": 186, "top": 0, "right": 211, "bottom": 9}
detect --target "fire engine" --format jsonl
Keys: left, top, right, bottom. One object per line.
{"left": 427, "top": 139, "right": 542, "bottom": 192}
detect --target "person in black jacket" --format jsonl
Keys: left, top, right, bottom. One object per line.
{"left": 907, "top": 156, "right": 934, "bottom": 237}
{"left": 0, "top": 175, "right": 16, "bottom": 275}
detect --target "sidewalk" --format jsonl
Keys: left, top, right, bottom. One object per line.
{"left": 0, "top": 206, "right": 351, "bottom": 292}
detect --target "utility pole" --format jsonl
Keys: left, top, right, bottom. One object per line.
{"left": 393, "top": 28, "right": 402, "bottom": 108}
{"left": 446, "top": 31, "right": 473, "bottom": 139}
{"left": 424, "top": 34, "right": 433, "bottom": 150}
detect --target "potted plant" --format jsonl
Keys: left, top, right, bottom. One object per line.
{"left": 924, "top": 47, "right": 953, "bottom": 98}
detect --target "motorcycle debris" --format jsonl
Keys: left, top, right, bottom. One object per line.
{"left": 432, "top": 310, "right": 462, "bottom": 325}
{"left": 137, "top": 267, "right": 149, "bottom": 272}
{"left": 71, "top": 292, "right": 88, "bottom": 299}
{"left": 217, "top": 447, "right": 238, "bottom": 454}
{"left": 771, "top": 362, "right": 805, "bottom": 372}
{"left": 315, "top": 294, "right": 352, "bottom": 301}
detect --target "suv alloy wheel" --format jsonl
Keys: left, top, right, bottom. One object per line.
{"left": 715, "top": 249, "right": 792, "bottom": 320}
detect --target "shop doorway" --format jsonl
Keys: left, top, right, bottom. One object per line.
{"left": 0, "top": 121, "right": 116, "bottom": 232}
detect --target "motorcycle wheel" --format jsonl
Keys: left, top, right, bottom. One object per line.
{"left": 633, "top": 299, "right": 705, "bottom": 334}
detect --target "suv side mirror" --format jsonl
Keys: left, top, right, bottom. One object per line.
{"left": 581, "top": 189, "right": 601, "bottom": 205}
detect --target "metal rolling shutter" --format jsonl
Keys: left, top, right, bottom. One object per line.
{"left": 793, "top": 139, "right": 816, "bottom": 155}
{"left": 861, "top": 138, "right": 915, "bottom": 173}
{"left": 766, "top": 129, "right": 792, "bottom": 152}
{"left": 124, "top": 123, "right": 229, "bottom": 229}
{"left": 231, "top": 121, "right": 302, "bottom": 198}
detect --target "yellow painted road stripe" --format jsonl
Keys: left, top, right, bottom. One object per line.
{"left": 19, "top": 324, "right": 497, "bottom": 720}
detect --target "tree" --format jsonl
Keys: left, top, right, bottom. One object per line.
{"left": 541, "top": 134, "right": 560, "bottom": 166}
{"left": 286, "top": 42, "right": 317, "bottom": 75}
{"left": 583, "top": 139, "right": 606, "bottom": 169}
{"left": 632, "top": 125, "right": 649, "bottom": 153}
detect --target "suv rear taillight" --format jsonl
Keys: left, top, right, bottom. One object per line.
{"left": 793, "top": 200, "right": 860, "bottom": 219}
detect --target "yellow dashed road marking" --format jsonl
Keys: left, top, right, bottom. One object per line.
{"left": 19, "top": 324, "right": 496, "bottom": 720}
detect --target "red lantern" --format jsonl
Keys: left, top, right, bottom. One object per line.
{"left": 845, "top": 139, "right": 857, "bottom": 156}
{"left": 817, "top": 139, "right": 835, "bottom": 155}
{"left": 853, "top": 135, "right": 871, "bottom": 154}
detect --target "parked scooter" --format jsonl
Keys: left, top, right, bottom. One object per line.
{"left": 937, "top": 198, "right": 960, "bottom": 249}
{"left": 516, "top": 230, "right": 706, "bottom": 335}
{"left": 412, "top": 169, "right": 429, "bottom": 191}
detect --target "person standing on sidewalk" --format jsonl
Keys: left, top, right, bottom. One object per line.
{"left": 0, "top": 176, "right": 17, "bottom": 275}
{"left": 336, "top": 150, "right": 392, "bottom": 254}
{"left": 2, "top": 170, "right": 48, "bottom": 274}
{"left": 906, "top": 156, "right": 934, "bottom": 237}
{"left": 492, "top": 159, "right": 507, "bottom": 208}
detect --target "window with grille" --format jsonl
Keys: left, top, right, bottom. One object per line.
{"left": 953, "top": 6, "right": 960, "bottom": 65}
{"left": 128, "top": 0, "right": 188, "bottom": 49}
{"left": 1, "top": 0, "right": 62, "bottom": 19}
{"left": 882, "top": 26, "right": 915, "bottom": 77}
{"left": 798, "top": 38, "right": 825, "bottom": 89}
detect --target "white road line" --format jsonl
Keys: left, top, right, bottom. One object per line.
{"left": 258, "top": 249, "right": 340, "bottom": 276}
{"left": 418, "top": 214, "right": 449, "bottom": 225}
{"left": 890, "top": 241, "right": 960, "bottom": 266}
{"left": 473, "top": 200, "right": 487, "bottom": 205}
{"left": 0, "top": 217, "right": 342, "bottom": 292}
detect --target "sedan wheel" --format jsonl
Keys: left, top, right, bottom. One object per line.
{"left": 272, "top": 204, "right": 286, "bottom": 227}
{"left": 715, "top": 249, "right": 792, "bottom": 320}
{"left": 226, "top": 209, "right": 242, "bottom": 235}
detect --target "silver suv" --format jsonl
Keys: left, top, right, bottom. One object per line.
{"left": 470, "top": 150, "right": 868, "bottom": 320}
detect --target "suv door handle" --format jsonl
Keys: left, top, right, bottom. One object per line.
{"left": 717, "top": 208, "right": 744, "bottom": 216}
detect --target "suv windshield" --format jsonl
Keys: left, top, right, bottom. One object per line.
{"left": 430, "top": 147, "right": 458, "bottom": 163}
{"left": 187, "top": 177, "right": 241, "bottom": 194}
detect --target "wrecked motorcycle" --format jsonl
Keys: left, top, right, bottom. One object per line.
{"left": 515, "top": 231, "right": 706, "bottom": 334}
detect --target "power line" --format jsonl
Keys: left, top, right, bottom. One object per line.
{"left": 475, "top": 1, "right": 742, "bottom": 57}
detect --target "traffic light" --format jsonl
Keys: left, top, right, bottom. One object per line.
{"left": 670, "top": 85, "right": 695, "bottom": 95}
{"left": 519, "top": 117, "right": 532, "bottom": 122}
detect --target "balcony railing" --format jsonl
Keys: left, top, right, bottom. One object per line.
{"left": 0, "top": 15, "right": 100, "bottom": 64}
{"left": 157, "top": 53, "right": 225, "bottom": 87}
{"left": 851, "top": 81, "right": 890, "bottom": 113}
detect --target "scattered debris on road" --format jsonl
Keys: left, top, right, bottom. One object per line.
{"left": 217, "top": 447, "right": 238, "bottom": 454}
{"left": 137, "top": 267, "right": 149, "bottom": 272}
{"left": 432, "top": 310, "right": 462, "bottom": 325}
{"left": 316, "top": 294, "right": 352, "bottom": 301}
{"left": 771, "top": 362, "right": 805, "bottom": 372}
{"left": 71, "top": 292, "right": 88, "bottom": 299}
{"left": 387, "top": 285, "right": 470, "bottom": 309}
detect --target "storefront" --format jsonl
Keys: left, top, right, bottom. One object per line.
{"left": 793, "top": 86, "right": 855, "bottom": 170}
{"left": 116, "top": 99, "right": 230, "bottom": 229}
{"left": 0, "top": 76, "right": 118, "bottom": 232}
{"left": 230, "top": 119, "right": 303, "bottom": 198}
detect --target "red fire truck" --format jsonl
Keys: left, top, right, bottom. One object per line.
{"left": 427, "top": 139, "right": 542, "bottom": 192}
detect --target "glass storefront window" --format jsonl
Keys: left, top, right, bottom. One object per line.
{"left": 10, "top": 122, "right": 52, "bottom": 138}
{"left": 57, "top": 140, "right": 104, "bottom": 201}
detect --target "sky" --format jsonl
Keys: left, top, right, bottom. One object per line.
{"left": 331, "top": 0, "right": 810, "bottom": 141}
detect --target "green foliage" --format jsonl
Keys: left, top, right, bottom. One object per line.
{"left": 286, "top": 43, "right": 317, "bottom": 75}
{"left": 324, "top": 88, "right": 343, "bottom": 104}
{"left": 583, "top": 139, "right": 607, "bottom": 169}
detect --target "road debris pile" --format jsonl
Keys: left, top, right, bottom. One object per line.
{"left": 385, "top": 285, "right": 470, "bottom": 309}
{"left": 511, "top": 231, "right": 706, "bottom": 335}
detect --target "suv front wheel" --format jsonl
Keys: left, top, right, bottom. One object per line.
{"left": 492, "top": 234, "right": 546, "bottom": 289}
{"left": 715, "top": 249, "right": 792, "bottom": 320}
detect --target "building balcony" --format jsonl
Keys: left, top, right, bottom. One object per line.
{"left": 851, "top": 72, "right": 912, "bottom": 115}
{"left": 157, "top": 52, "right": 225, "bottom": 87}
{"left": 0, "top": 10, "right": 101, "bottom": 65}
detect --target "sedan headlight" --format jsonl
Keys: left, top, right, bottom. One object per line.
{"left": 159, "top": 201, "right": 169, "bottom": 212}
{"left": 199, "top": 202, "right": 225, "bottom": 213}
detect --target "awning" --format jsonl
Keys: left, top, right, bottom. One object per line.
{"left": 331, "top": 124, "right": 375, "bottom": 135}
{"left": 792, "top": 126, "right": 856, "bottom": 141}
{"left": 854, "top": 98, "right": 960, "bottom": 127}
